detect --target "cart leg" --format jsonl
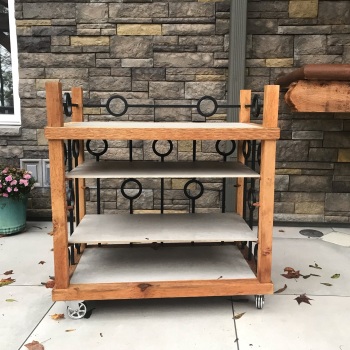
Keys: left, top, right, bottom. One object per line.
{"left": 255, "top": 295, "right": 265, "bottom": 309}
{"left": 66, "top": 301, "right": 87, "bottom": 319}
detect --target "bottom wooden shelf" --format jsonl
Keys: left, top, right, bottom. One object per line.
{"left": 53, "top": 245, "right": 273, "bottom": 301}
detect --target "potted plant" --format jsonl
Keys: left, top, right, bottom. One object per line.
{"left": 0, "top": 166, "right": 35, "bottom": 234}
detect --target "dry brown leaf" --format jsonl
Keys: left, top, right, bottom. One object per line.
{"left": 233, "top": 312, "right": 246, "bottom": 320}
{"left": 294, "top": 293, "right": 313, "bottom": 305}
{"left": 274, "top": 284, "right": 287, "bottom": 294}
{"left": 47, "top": 231, "right": 53, "bottom": 236}
{"left": 278, "top": 229, "right": 285, "bottom": 233}
{"left": 24, "top": 340, "right": 45, "bottom": 350}
{"left": 4, "top": 270, "right": 13, "bottom": 275}
{"left": 38, "top": 261, "right": 46, "bottom": 265}
{"left": 65, "top": 329, "right": 76, "bottom": 333}
{"left": 42, "top": 280, "right": 55, "bottom": 288}
{"left": 281, "top": 267, "right": 301, "bottom": 279}
{"left": 51, "top": 313, "right": 65, "bottom": 320}
{"left": 0, "top": 277, "right": 16, "bottom": 287}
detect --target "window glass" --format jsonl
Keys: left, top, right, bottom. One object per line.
{"left": 0, "top": 1, "right": 20, "bottom": 124}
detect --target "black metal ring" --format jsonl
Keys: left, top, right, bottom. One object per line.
{"left": 242, "top": 140, "right": 252, "bottom": 160}
{"left": 72, "top": 140, "right": 80, "bottom": 159}
{"left": 257, "top": 142, "right": 262, "bottom": 166}
{"left": 66, "top": 187, "right": 75, "bottom": 206}
{"left": 251, "top": 94, "right": 261, "bottom": 118}
{"left": 121, "top": 178, "right": 142, "bottom": 200}
{"left": 196, "top": 96, "right": 218, "bottom": 117}
{"left": 86, "top": 140, "right": 108, "bottom": 157}
{"left": 64, "top": 142, "right": 68, "bottom": 165}
{"left": 152, "top": 140, "right": 173, "bottom": 158}
{"left": 247, "top": 187, "right": 257, "bottom": 211}
{"left": 184, "top": 179, "right": 204, "bottom": 200}
{"left": 106, "top": 95, "right": 128, "bottom": 117}
{"left": 63, "top": 93, "right": 72, "bottom": 117}
{"left": 215, "top": 140, "right": 236, "bottom": 157}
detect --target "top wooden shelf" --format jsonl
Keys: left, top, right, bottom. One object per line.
{"left": 44, "top": 121, "right": 280, "bottom": 141}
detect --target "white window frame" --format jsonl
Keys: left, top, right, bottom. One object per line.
{"left": 0, "top": 0, "right": 21, "bottom": 125}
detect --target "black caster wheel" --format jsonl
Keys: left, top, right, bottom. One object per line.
{"left": 255, "top": 295, "right": 264, "bottom": 309}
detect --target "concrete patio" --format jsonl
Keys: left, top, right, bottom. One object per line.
{"left": 1, "top": 221, "right": 349, "bottom": 350}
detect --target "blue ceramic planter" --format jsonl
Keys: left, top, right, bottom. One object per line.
{"left": 0, "top": 196, "right": 28, "bottom": 234}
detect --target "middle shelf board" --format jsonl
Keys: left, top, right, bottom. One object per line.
{"left": 66, "top": 161, "right": 260, "bottom": 179}
{"left": 70, "top": 245, "right": 256, "bottom": 284}
{"left": 68, "top": 213, "right": 256, "bottom": 244}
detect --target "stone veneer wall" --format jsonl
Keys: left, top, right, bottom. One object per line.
{"left": 1, "top": 0, "right": 349, "bottom": 222}
{"left": 246, "top": 0, "right": 350, "bottom": 223}
{"left": 9, "top": 0, "right": 231, "bottom": 218}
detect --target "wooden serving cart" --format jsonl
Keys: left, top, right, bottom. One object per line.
{"left": 45, "top": 82, "right": 279, "bottom": 319}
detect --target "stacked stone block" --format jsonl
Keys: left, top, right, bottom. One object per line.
{"left": 247, "top": 0, "right": 350, "bottom": 223}
{"left": 7, "top": 0, "right": 230, "bottom": 217}
{"left": 1, "top": 0, "right": 349, "bottom": 222}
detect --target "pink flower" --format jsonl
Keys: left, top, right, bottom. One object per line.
{"left": 24, "top": 174, "right": 32, "bottom": 179}
{"left": 13, "top": 187, "right": 18, "bottom": 192}
{"left": 19, "top": 179, "right": 28, "bottom": 186}
{"left": 0, "top": 183, "right": 2, "bottom": 188}
{"left": 5, "top": 175, "right": 12, "bottom": 182}
{"left": 2, "top": 193, "right": 8, "bottom": 197}
{"left": 10, "top": 180, "right": 17, "bottom": 186}
{"left": 7, "top": 187, "right": 12, "bottom": 193}
{"left": 1, "top": 167, "right": 8, "bottom": 174}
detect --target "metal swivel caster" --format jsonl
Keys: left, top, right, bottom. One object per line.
{"left": 66, "top": 301, "right": 87, "bottom": 319}
{"left": 255, "top": 295, "right": 264, "bottom": 309}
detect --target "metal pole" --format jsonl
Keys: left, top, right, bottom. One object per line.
{"left": 225, "top": 0, "right": 248, "bottom": 212}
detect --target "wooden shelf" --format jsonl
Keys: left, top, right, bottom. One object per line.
{"left": 69, "top": 245, "right": 256, "bottom": 284}
{"left": 45, "top": 121, "right": 280, "bottom": 141}
{"left": 66, "top": 160, "right": 260, "bottom": 179}
{"left": 69, "top": 213, "right": 256, "bottom": 244}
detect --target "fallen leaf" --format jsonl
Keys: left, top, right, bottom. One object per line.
{"left": 24, "top": 340, "right": 45, "bottom": 350}
{"left": 47, "top": 231, "right": 53, "bottom": 236}
{"left": 309, "top": 263, "right": 322, "bottom": 270}
{"left": 65, "top": 329, "right": 76, "bottom": 333}
{"left": 281, "top": 267, "right": 301, "bottom": 279}
{"left": 274, "top": 284, "right": 287, "bottom": 294}
{"left": 234, "top": 312, "right": 246, "bottom": 320}
{"left": 51, "top": 313, "right": 65, "bottom": 320}
{"left": 38, "top": 261, "right": 46, "bottom": 265}
{"left": 100, "top": 333, "right": 103, "bottom": 337}
{"left": 278, "top": 229, "right": 285, "bottom": 232}
{"left": 321, "top": 283, "right": 332, "bottom": 287}
{"left": 4, "top": 270, "right": 13, "bottom": 275}
{"left": 303, "top": 273, "right": 321, "bottom": 279}
{"left": 331, "top": 274, "right": 340, "bottom": 279}
{"left": 42, "top": 280, "right": 55, "bottom": 288}
{"left": 217, "top": 276, "right": 223, "bottom": 280}
{"left": 0, "top": 277, "right": 15, "bottom": 287}
{"left": 5, "top": 299, "right": 17, "bottom": 302}
{"left": 294, "top": 293, "right": 313, "bottom": 305}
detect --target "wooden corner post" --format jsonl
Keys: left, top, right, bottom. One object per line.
{"left": 71, "top": 87, "right": 86, "bottom": 223}
{"left": 257, "top": 85, "right": 280, "bottom": 283}
{"left": 236, "top": 90, "right": 251, "bottom": 216}
{"left": 46, "top": 81, "right": 69, "bottom": 289}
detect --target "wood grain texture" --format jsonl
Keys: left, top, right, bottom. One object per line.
{"left": 71, "top": 87, "right": 86, "bottom": 222}
{"left": 257, "top": 85, "right": 279, "bottom": 283}
{"left": 285, "top": 80, "right": 350, "bottom": 112}
{"left": 45, "top": 124, "right": 280, "bottom": 141}
{"left": 46, "top": 82, "right": 69, "bottom": 289}
{"left": 52, "top": 279, "right": 273, "bottom": 301}
{"left": 236, "top": 90, "right": 251, "bottom": 216}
